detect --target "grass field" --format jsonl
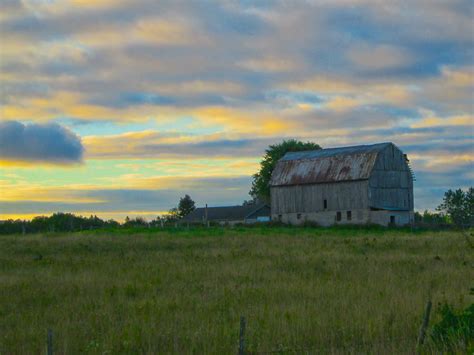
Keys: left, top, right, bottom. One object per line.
{"left": 0, "top": 227, "right": 472, "bottom": 354}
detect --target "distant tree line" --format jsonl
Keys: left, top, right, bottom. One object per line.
{"left": 0, "top": 213, "right": 119, "bottom": 234}
{"left": 0, "top": 188, "right": 472, "bottom": 235}
{"left": 414, "top": 210, "right": 450, "bottom": 226}
{"left": 0, "top": 212, "right": 184, "bottom": 235}
{"left": 0, "top": 194, "right": 197, "bottom": 235}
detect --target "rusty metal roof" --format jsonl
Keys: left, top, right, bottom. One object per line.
{"left": 270, "top": 143, "right": 391, "bottom": 186}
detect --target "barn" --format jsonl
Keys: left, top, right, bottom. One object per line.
{"left": 270, "top": 142, "right": 414, "bottom": 226}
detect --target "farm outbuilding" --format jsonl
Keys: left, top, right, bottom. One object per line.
{"left": 270, "top": 142, "right": 414, "bottom": 226}
{"left": 182, "top": 203, "right": 270, "bottom": 226}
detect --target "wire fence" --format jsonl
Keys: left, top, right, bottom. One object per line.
{"left": 43, "top": 301, "right": 435, "bottom": 355}
{"left": 238, "top": 302, "right": 433, "bottom": 355}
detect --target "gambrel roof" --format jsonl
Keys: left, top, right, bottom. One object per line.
{"left": 270, "top": 142, "right": 392, "bottom": 187}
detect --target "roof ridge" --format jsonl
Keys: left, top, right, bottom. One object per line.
{"left": 325, "top": 142, "right": 388, "bottom": 150}
{"left": 194, "top": 204, "right": 256, "bottom": 210}
{"left": 281, "top": 142, "right": 391, "bottom": 161}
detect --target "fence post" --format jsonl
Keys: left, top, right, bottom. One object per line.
{"left": 239, "top": 316, "right": 246, "bottom": 355}
{"left": 416, "top": 300, "right": 432, "bottom": 349}
{"left": 47, "top": 329, "right": 53, "bottom": 355}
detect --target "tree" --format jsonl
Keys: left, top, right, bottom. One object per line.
{"left": 163, "top": 207, "right": 180, "bottom": 222}
{"left": 436, "top": 187, "right": 474, "bottom": 226}
{"left": 242, "top": 199, "right": 257, "bottom": 206}
{"left": 250, "top": 139, "right": 321, "bottom": 201}
{"left": 414, "top": 210, "right": 449, "bottom": 226}
{"left": 123, "top": 216, "right": 148, "bottom": 227}
{"left": 178, "top": 194, "right": 196, "bottom": 218}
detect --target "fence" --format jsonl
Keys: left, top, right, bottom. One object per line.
{"left": 237, "top": 302, "right": 432, "bottom": 354}
{"left": 26, "top": 229, "right": 474, "bottom": 353}
{"left": 44, "top": 300, "right": 434, "bottom": 354}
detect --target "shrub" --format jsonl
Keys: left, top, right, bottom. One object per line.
{"left": 430, "top": 302, "right": 474, "bottom": 351}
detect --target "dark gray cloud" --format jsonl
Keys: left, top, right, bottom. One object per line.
{"left": 0, "top": 121, "right": 84, "bottom": 164}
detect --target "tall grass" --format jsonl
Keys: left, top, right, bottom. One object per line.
{"left": 0, "top": 227, "right": 471, "bottom": 354}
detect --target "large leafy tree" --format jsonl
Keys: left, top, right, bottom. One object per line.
{"left": 178, "top": 194, "right": 196, "bottom": 218}
{"left": 436, "top": 187, "right": 474, "bottom": 226}
{"left": 250, "top": 139, "right": 321, "bottom": 201}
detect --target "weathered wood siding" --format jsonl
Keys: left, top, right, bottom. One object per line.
{"left": 271, "top": 180, "right": 369, "bottom": 214}
{"left": 270, "top": 142, "right": 414, "bottom": 225}
{"left": 270, "top": 209, "right": 413, "bottom": 226}
{"left": 368, "top": 144, "right": 413, "bottom": 210}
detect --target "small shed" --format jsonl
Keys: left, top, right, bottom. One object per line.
{"left": 270, "top": 142, "right": 414, "bottom": 226}
{"left": 182, "top": 203, "right": 270, "bottom": 225}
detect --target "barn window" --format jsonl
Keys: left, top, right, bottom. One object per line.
{"left": 278, "top": 214, "right": 282, "bottom": 222}
{"left": 390, "top": 215, "right": 395, "bottom": 224}
{"left": 297, "top": 213, "right": 302, "bottom": 220}
{"left": 347, "top": 211, "right": 352, "bottom": 221}
{"left": 336, "top": 211, "right": 341, "bottom": 221}
{"left": 323, "top": 199, "right": 327, "bottom": 209}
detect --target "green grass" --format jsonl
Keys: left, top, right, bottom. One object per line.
{"left": 0, "top": 227, "right": 472, "bottom": 354}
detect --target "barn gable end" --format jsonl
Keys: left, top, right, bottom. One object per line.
{"left": 368, "top": 143, "right": 414, "bottom": 211}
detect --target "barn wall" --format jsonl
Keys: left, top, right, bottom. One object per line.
{"left": 271, "top": 180, "right": 369, "bottom": 215}
{"left": 369, "top": 210, "right": 414, "bottom": 226}
{"left": 273, "top": 209, "right": 368, "bottom": 226}
{"left": 271, "top": 209, "right": 413, "bottom": 226}
{"left": 369, "top": 144, "right": 414, "bottom": 210}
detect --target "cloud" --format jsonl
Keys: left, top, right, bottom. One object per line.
{"left": 347, "top": 44, "right": 414, "bottom": 71}
{"left": 82, "top": 130, "right": 280, "bottom": 159}
{"left": 410, "top": 114, "right": 473, "bottom": 129}
{"left": 0, "top": 0, "right": 473, "bottom": 218}
{"left": 0, "top": 176, "right": 253, "bottom": 220}
{"left": 237, "top": 57, "right": 297, "bottom": 72}
{"left": 0, "top": 121, "right": 84, "bottom": 164}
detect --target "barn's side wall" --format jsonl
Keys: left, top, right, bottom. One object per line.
{"left": 271, "top": 180, "right": 369, "bottom": 215}
{"left": 272, "top": 209, "right": 413, "bottom": 226}
{"left": 369, "top": 144, "right": 414, "bottom": 211}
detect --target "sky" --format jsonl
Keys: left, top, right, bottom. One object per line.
{"left": 0, "top": 0, "right": 473, "bottom": 221}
